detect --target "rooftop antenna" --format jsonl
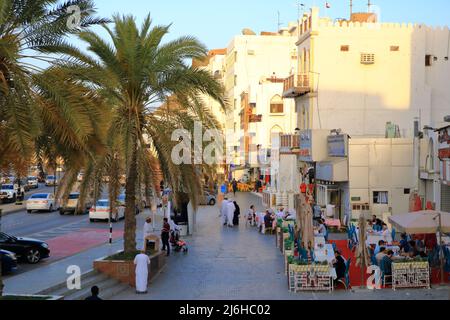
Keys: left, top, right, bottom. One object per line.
{"left": 297, "top": 2, "right": 305, "bottom": 20}
{"left": 368, "top": 0, "right": 372, "bottom": 12}
{"left": 277, "top": 11, "right": 283, "bottom": 31}
{"left": 350, "top": 0, "right": 353, "bottom": 17}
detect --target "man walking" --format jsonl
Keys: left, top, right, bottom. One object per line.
{"left": 161, "top": 218, "right": 171, "bottom": 256}
{"left": 232, "top": 179, "right": 238, "bottom": 196}
{"left": 220, "top": 197, "right": 229, "bottom": 226}
{"left": 226, "top": 200, "right": 235, "bottom": 227}
{"left": 134, "top": 250, "right": 150, "bottom": 294}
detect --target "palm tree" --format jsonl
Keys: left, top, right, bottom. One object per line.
{"left": 0, "top": 0, "right": 108, "bottom": 296}
{"left": 0, "top": 0, "right": 108, "bottom": 167}
{"left": 57, "top": 14, "right": 226, "bottom": 253}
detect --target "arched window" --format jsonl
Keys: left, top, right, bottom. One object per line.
{"left": 270, "top": 95, "right": 284, "bottom": 114}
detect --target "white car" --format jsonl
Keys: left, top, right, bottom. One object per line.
{"left": 45, "top": 175, "right": 58, "bottom": 186}
{"left": 27, "top": 176, "right": 39, "bottom": 189}
{"left": 0, "top": 184, "right": 25, "bottom": 203}
{"left": 77, "top": 172, "right": 84, "bottom": 182}
{"left": 89, "top": 199, "right": 125, "bottom": 222}
{"left": 26, "top": 193, "right": 58, "bottom": 213}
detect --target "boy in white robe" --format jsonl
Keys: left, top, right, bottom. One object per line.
{"left": 220, "top": 198, "right": 229, "bottom": 226}
{"left": 226, "top": 201, "right": 235, "bottom": 227}
{"left": 134, "top": 250, "right": 150, "bottom": 294}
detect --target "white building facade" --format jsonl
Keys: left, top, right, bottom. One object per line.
{"left": 269, "top": 7, "right": 450, "bottom": 221}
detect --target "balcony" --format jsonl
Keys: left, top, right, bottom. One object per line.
{"left": 249, "top": 114, "right": 262, "bottom": 123}
{"left": 282, "top": 73, "right": 311, "bottom": 98}
{"left": 280, "top": 134, "right": 301, "bottom": 154}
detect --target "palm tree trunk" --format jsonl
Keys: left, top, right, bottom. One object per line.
{"left": 124, "top": 146, "right": 138, "bottom": 253}
{"left": 0, "top": 263, "right": 3, "bottom": 297}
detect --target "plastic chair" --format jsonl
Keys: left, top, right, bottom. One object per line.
{"left": 288, "top": 224, "right": 295, "bottom": 241}
{"left": 391, "top": 228, "right": 396, "bottom": 242}
{"left": 337, "top": 257, "right": 352, "bottom": 290}
{"left": 379, "top": 258, "right": 392, "bottom": 287}
{"left": 299, "top": 247, "right": 308, "bottom": 261}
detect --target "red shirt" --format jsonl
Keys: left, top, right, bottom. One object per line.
{"left": 161, "top": 222, "right": 170, "bottom": 234}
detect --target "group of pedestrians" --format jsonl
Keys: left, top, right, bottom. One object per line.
{"left": 219, "top": 196, "right": 241, "bottom": 227}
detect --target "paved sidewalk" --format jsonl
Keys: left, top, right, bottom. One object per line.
{"left": 3, "top": 209, "right": 164, "bottom": 295}
{"left": 111, "top": 193, "right": 450, "bottom": 300}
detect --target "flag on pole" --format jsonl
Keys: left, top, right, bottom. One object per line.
{"left": 325, "top": 2, "right": 331, "bottom": 8}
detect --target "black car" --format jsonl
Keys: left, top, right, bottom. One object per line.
{"left": 0, "top": 232, "right": 50, "bottom": 264}
{"left": 1, "top": 249, "right": 18, "bottom": 275}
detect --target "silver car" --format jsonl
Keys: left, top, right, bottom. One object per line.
{"left": 199, "top": 191, "right": 216, "bottom": 206}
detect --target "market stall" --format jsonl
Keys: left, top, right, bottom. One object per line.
{"left": 391, "top": 258, "right": 431, "bottom": 290}
{"left": 388, "top": 210, "right": 450, "bottom": 285}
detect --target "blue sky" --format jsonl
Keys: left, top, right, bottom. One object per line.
{"left": 92, "top": 0, "right": 450, "bottom": 50}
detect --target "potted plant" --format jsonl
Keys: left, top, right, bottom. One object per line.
{"left": 93, "top": 249, "right": 166, "bottom": 287}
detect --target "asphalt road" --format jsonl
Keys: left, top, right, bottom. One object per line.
{"left": 0, "top": 184, "right": 56, "bottom": 214}
{"left": 1, "top": 184, "right": 124, "bottom": 278}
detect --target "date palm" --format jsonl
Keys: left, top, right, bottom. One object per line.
{"left": 0, "top": 0, "right": 107, "bottom": 296}
{"left": 57, "top": 14, "right": 226, "bottom": 253}
{"left": 0, "top": 0, "right": 108, "bottom": 167}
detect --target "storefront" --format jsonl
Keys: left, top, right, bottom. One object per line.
{"left": 438, "top": 125, "right": 450, "bottom": 212}
{"left": 315, "top": 134, "right": 350, "bottom": 222}
{"left": 297, "top": 129, "right": 329, "bottom": 186}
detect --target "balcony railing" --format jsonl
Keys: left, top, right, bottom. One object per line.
{"left": 282, "top": 73, "right": 311, "bottom": 98}
{"left": 280, "top": 134, "right": 301, "bottom": 153}
{"left": 249, "top": 114, "right": 262, "bottom": 123}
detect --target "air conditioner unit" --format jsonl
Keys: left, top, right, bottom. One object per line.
{"left": 361, "top": 53, "right": 375, "bottom": 65}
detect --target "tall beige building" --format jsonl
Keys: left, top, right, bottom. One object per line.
{"left": 270, "top": 7, "right": 450, "bottom": 221}
{"left": 222, "top": 24, "right": 299, "bottom": 179}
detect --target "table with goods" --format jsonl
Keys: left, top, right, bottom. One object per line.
{"left": 391, "top": 257, "right": 431, "bottom": 290}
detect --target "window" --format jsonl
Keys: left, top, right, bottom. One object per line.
{"left": 247, "top": 50, "right": 255, "bottom": 55}
{"left": 233, "top": 99, "right": 237, "bottom": 110}
{"left": 373, "top": 191, "right": 389, "bottom": 204}
{"left": 390, "top": 46, "right": 400, "bottom": 52}
{"left": 270, "top": 95, "right": 284, "bottom": 114}
{"left": 361, "top": 53, "right": 375, "bottom": 64}
{"left": 341, "top": 45, "right": 349, "bottom": 52}
{"left": 425, "top": 55, "right": 433, "bottom": 66}
{"left": 404, "top": 189, "right": 411, "bottom": 195}
{"left": 234, "top": 75, "right": 237, "bottom": 86}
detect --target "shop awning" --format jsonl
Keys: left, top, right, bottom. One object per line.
{"left": 388, "top": 210, "right": 450, "bottom": 234}
{"left": 316, "top": 158, "right": 348, "bottom": 182}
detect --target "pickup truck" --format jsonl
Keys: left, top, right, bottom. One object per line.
{"left": 0, "top": 184, "right": 25, "bottom": 203}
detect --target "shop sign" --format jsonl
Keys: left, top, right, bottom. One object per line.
{"left": 439, "top": 148, "right": 450, "bottom": 160}
{"left": 328, "top": 134, "right": 348, "bottom": 157}
{"left": 299, "top": 131, "right": 312, "bottom": 162}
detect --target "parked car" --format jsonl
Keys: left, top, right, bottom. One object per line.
{"left": 14, "top": 178, "right": 31, "bottom": 192}
{"left": 117, "top": 194, "right": 140, "bottom": 215}
{"left": 77, "top": 172, "right": 84, "bottom": 182}
{"left": 45, "top": 175, "right": 58, "bottom": 186}
{"left": 0, "top": 232, "right": 50, "bottom": 264}
{"left": 27, "top": 176, "right": 39, "bottom": 189}
{"left": 89, "top": 199, "right": 125, "bottom": 222}
{"left": 0, "top": 249, "right": 18, "bottom": 275}
{"left": 26, "top": 193, "right": 58, "bottom": 213}
{"left": 0, "top": 184, "right": 25, "bottom": 203}
{"left": 199, "top": 191, "right": 216, "bottom": 206}
{"left": 59, "top": 192, "right": 92, "bottom": 215}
